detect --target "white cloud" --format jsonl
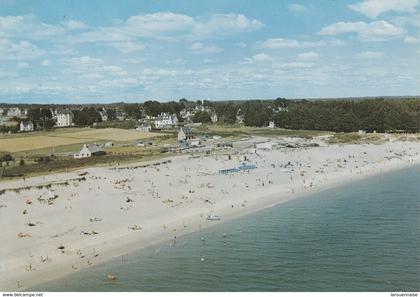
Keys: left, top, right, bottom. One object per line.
{"left": 193, "top": 13, "right": 263, "bottom": 37}
{"left": 280, "top": 62, "right": 315, "bottom": 68}
{"left": 297, "top": 52, "right": 320, "bottom": 61}
{"left": 262, "top": 38, "right": 344, "bottom": 48}
{"left": 0, "top": 14, "right": 64, "bottom": 39}
{"left": 68, "top": 55, "right": 103, "bottom": 67}
{"left": 103, "top": 41, "right": 145, "bottom": 53}
{"left": 190, "top": 42, "right": 223, "bottom": 54}
{"left": 244, "top": 53, "right": 273, "bottom": 63}
{"left": 236, "top": 42, "right": 247, "bottom": 48}
{"left": 393, "top": 13, "right": 420, "bottom": 28}
{"left": 64, "top": 19, "right": 86, "bottom": 30}
{"left": 17, "top": 62, "right": 29, "bottom": 68}
{"left": 404, "top": 36, "right": 420, "bottom": 42}
{"left": 288, "top": 4, "right": 307, "bottom": 14}
{"left": 70, "top": 29, "right": 130, "bottom": 44}
{"left": 41, "top": 59, "right": 50, "bottom": 66}
{"left": 319, "top": 20, "right": 405, "bottom": 41}
{"left": 0, "top": 38, "right": 44, "bottom": 60}
{"left": 72, "top": 12, "right": 263, "bottom": 44}
{"left": 348, "top": 0, "right": 419, "bottom": 19}
{"left": 63, "top": 56, "right": 127, "bottom": 77}
{"left": 355, "top": 51, "right": 385, "bottom": 59}
{"left": 190, "top": 42, "right": 204, "bottom": 50}
{"left": 125, "top": 12, "right": 195, "bottom": 37}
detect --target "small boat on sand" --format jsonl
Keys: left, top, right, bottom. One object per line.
{"left": 207, "top": 214, "right": 221, "bottom": 221}
{"left": 107, "top": 274, "right": 117, "bottom": 281}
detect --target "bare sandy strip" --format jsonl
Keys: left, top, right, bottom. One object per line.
{"left": 0, "top": 136, "right": 419, "bottom": 291}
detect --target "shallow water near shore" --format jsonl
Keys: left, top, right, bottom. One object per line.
{"left": 33, "top": 165, "right": 420, "bottom": 292}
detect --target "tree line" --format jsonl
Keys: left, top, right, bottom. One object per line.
{"left": 1, "top": 97, "right": 419, "bottom": 133}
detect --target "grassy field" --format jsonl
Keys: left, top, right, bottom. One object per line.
{"left": 0, "top": 128, "right": 163, "bottom": 153}
{"left": 0, "top": 127, "right": 175, "bottom": 179}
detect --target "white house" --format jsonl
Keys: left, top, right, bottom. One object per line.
{"left": 178, "top": 127, "right": 193, "bottom": 141}
{"left": 74, "top": 144, "right": 105, "bottom": 159}
{"left": 99, "top": 108, "right": 108, "bottom": 122}
{"left": 115, "top": 110, "right": 126, "bottom": 121}
{"left": 7, "top": 107, "right": 21, "bottom": 117}
{"left": 154, "top": 112, "right": 178, "bottom": 129}
{"left": 236, "top": 109, "right": 244, "bottom": 124}
{"left": 136, "top": 122, "right": 152, "bottom": 132}
{"left": 55, "top": 109, "right": 74, "bottom": 127}
{"left": 180, "top": 109, "right": 193, "bottom": 121}
{"left": 189, "top": 139, "right": 201, "bottom": 147}
{"left": 20, "top": 121, "right": 34, "bottom": 132}
{"left": 211, "top": 112, "right": 218, "bottom": 123}
{"left": 268, "top": 121, "right": 275, "bottom": 128}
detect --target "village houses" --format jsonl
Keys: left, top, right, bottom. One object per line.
{"left": 136, "top": 122, "right": 152, "bottom": 132}
{"left": 19, "top": 120, "right": 34, "bottom": 132}
{"left": 7, "top": 107, "right": 23, "bottom": 117}
{"left": 236, "top": 108, "right": 245, "bottom": 124}
{"left": 154, "top": 112, "right": 178, "bottom": 129}
{"left": 53, "top": 108, "right": 74, "bottom": 127}
{"left": 210, "top": 112, "right": 218, "bottom": 123}
{"left": 177, "top": 127, "right": 194, "bottom": 142}
{"left": 99, "top": 108, "right": 108, "bottom": 122}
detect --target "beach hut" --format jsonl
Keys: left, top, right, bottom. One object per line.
{"left": 215, "top": 142, "right": 233, "bottom": 149}
{"left": 255, "top": 142, "right": 274, "bottom": 150}
{"left": 238, "top": 163, "right": 257, "bottom": 170}
{"left": 219, "top": 168, "right": 240, "bottom": 174}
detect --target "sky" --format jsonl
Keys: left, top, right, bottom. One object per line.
{"left": 0, "top": 0, "right": 419, "bottom": 103}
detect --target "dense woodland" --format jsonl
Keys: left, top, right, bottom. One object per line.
{"left": 1, "top": 97, "right": 419, "bottom": 133}
{"left": 207, "top": 98, "right": 420, "bottom": 133}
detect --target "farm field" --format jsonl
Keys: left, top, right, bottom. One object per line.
{"left": 0, "top": 128, "right": 164, "bottom": 153}
{"left": 53, "top": 128, "right": 162, "bottom": 142}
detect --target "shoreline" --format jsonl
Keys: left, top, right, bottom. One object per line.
{"left": 1, "top": 139, "right": 419, "bottom": 291}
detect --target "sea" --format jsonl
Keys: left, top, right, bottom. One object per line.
{"left": 32, "top": 165, "right": 420, "bottom": 292}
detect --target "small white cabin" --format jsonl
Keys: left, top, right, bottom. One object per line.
{"left": 74, "top": 144, "right": 105, "bottom": 159}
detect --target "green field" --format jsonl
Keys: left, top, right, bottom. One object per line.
{"left": 0, "top": 128, "right": 164, "bottom": 153}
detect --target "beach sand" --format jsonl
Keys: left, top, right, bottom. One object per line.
{"left": 1, "top": 135, "right": 419, "bottom": 291}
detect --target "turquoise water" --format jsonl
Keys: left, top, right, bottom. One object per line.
{"left": 33, "top": 165, "right": 420, "bottom": 291}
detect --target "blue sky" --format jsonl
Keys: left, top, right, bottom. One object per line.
{"left": 0, "top": 0, "right": 419, "bottom": 103}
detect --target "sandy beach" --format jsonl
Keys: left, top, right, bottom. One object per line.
{"left": 1, "top": 135, "right": 419, "bottom": 291}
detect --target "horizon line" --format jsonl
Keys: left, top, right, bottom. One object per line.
{"left": 1, "top": 94, "right": 420, "bottom": 105}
